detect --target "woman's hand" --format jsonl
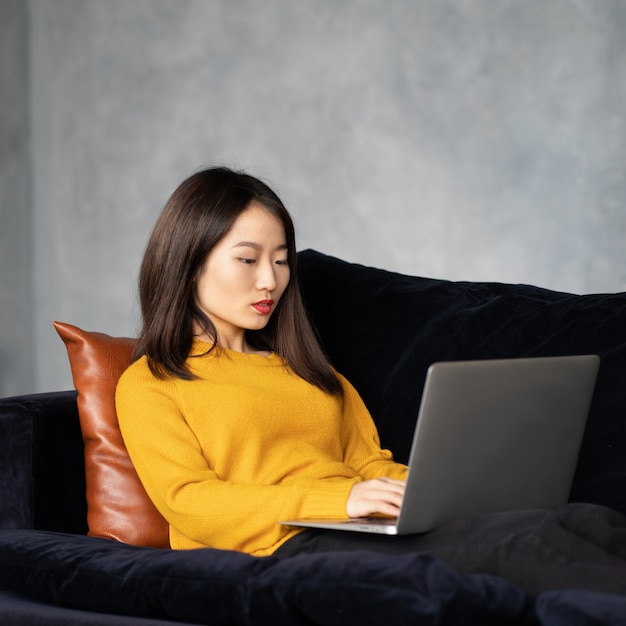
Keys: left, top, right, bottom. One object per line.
{"left": 346, "top": 477, "right": 406, "bottom": 518}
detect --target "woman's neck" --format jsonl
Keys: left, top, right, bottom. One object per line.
{"left": 193, "top": 332, "right": 270, "bottom": 357}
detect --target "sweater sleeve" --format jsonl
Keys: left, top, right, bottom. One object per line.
{"left": 115, "top": 363, "right": 358, "bottom": 555}
{"left": 337, "top": 373, "right": 409, "bottom": 481}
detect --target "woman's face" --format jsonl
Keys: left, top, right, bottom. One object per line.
{"left": 194, "top": 202, "right": 290, "bottom": 351}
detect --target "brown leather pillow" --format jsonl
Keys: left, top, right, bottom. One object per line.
{"left": 53, "top": 321, "right": 169, "bottom": 548}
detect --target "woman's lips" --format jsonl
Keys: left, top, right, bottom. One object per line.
{"left": 252, "top": 300, "right": 274, "bottom": 315}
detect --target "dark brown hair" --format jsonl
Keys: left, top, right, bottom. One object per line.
{"left": 135, "top": 166, "right": 342, "bottom": 395}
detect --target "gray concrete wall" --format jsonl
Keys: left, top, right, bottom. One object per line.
{"left": 1, "top": 0, "right": 32, "bottom": 397}
{"left": 4, "top": 0, "right": 626, "bottom": 394}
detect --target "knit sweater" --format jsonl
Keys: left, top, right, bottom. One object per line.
{"left": 115, "top": 340, "right": 408, "bottom": 556}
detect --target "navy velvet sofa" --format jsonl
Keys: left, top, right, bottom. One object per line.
{"left": 2, "top": 249, "right": 626, "bottom": 625}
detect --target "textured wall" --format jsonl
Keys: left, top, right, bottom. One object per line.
{"left": 0, "top": 0, "right": 32, "bottom": 397}
{"left": 7, "top": 0, "right": 626, "bottom": 393}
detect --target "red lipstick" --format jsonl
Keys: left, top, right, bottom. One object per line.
{"left": 252, "top": 299, "right": 274, "bottom": 315}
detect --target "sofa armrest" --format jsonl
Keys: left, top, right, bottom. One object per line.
{"left": 0, "top": 391, "right": 87, "bottom": 534}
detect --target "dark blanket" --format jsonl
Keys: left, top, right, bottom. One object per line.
{"left": 275, "top": 503, "right": 626, "bottom": 597}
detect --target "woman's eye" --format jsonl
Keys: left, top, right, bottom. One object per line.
{"left": 238, "top": 258, "right": 256, "bottom": 265}
{"left": 275, "top": 259, "right": 289, "bottom": 266}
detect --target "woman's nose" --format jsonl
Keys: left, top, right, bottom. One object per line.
{"left": 256, "top": 261, "right": 277, "bottom": 292}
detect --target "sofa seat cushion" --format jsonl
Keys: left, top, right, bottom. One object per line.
{"left": 0, "top": 529, "right": 530, "bottom": 625}
{"left": 0, "top": 589, "right": 193, "bottom": 626}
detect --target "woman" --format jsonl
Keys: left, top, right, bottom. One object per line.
{"left": 116, "top": 166, "right": 407, "bottom": 557}
{"left": 117, "top": 166, "right": 626, "bottom": 595}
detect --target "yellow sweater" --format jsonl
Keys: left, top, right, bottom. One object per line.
{"left": 115, "top": 340, "right": 407, "bottom": 556}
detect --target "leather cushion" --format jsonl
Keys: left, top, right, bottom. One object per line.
{"left": 53, "top": 321, "right": 169, "bottom": 548}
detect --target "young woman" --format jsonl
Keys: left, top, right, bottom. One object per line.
{"left": 115, "top": 166, "right": 407, "bottom": 557}
{"left": 117, "top": 166, "right": 626, "bottom": 595}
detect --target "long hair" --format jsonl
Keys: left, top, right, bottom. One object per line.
{"left": 134, "top": 166, "right": 342, "bottom": 396}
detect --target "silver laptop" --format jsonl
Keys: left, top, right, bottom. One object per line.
{"left": 280, "top": 355, "right": 599, "bottom": 535}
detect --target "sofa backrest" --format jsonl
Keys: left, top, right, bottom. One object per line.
{"left": 298, "top": 250, "right": 626, "bottom": 516}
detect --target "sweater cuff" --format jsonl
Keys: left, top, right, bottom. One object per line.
{"left": 298, "top": 478, "right": 360, "bottom": 519}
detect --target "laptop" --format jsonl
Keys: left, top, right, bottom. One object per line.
{"left": 280, "top": 355, "right": 599, "bottom": 535}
